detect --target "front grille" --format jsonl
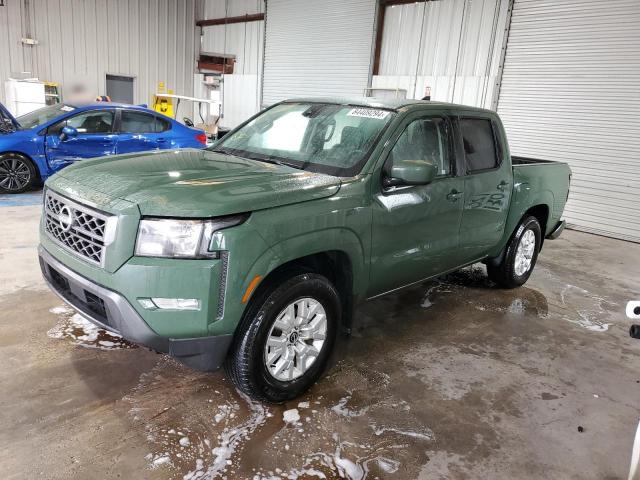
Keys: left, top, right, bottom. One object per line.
{"left": 44, "top": 190, "right": 113, "bottom": 266}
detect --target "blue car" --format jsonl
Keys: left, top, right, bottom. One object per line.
{"left": 0, "top": 102, "right": 207, "bottom": 193}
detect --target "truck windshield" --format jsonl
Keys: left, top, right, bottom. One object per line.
{"left": 212, "top": 102, "right": 394, "bottom": 177}
{"left": 17, "top": 104, "right": 76, "bottom": 130}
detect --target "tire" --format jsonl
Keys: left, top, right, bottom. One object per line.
{"left": 225, "top": 272, "right": 340, "bottom": 403}
{"left": 487, "top": 215, "right": 542, "bottom": 289}
{"left": 0, "top": 153, "right": 37, "bottom": 194}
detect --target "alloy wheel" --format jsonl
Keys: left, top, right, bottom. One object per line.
{"left": 0, "top": 158, "right": 31, "bottom": 192}
{"left": 264, "top": 297, "right": 327, "bottom": 381}
{"left": 514, "top": 229, "right": 536, "bottom": 276}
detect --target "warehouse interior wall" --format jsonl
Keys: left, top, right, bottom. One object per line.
{"left": 373, "top": 0, "right": 509, "bottom": 108}
{"left": 0, "top": 0, "right": 200, "bottom": 119}
{"left": 198, "top": 0, "right": 263, "bottom": 128}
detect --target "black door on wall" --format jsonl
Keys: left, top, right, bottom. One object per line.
{"left": 106, "top": 75, "right": 134, "bottom": 104}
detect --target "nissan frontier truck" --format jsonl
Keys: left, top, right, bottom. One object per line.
{"left": 39, "top": 98, "right": 571, "bottom": 402}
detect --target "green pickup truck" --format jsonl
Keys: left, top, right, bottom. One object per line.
{"left": 39, "top": 98, "right": 570, "bottom": 402}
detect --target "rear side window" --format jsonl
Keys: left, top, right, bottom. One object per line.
{"left": 120, "top": 111, "right": 157, "bottom": 133}
{"left": 155, "top": 116, "right": 171, "bottom": 132}
{"left": 460, "top": 118, "right": 498, "bottom": 172}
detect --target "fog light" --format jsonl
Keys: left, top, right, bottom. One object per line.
{"left": 138, "top": 298, "right": 201, "bottom": 311}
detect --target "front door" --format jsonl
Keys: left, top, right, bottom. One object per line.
{"left": 457, "top": 116, "right": 512, "bottom": 262}
{"left": 369, "top": 115, "right": 464, "bottom": 297}
{"left": 45, "top": 109, "right": 117, "bottom": 171}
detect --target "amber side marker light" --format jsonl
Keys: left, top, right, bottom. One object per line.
{"left": 242, "top": 275, "right": 262, "bottom": 303}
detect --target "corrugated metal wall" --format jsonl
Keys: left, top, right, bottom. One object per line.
{"left": 262, "top": 0, "right": 378, "bottom": 105}
{"left": 0, "top": 0, "right": 199, "bottom": 115}
{"left": 497, "top": 0, "right": 640, "bottom": 242}
{"left": 373, "top": 0, "right": 509, "bottom": 108}
{"left": 199, "top": 0, "right": 263, "bottom": 128}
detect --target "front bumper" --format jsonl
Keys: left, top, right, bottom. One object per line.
{"left": 39, "top": 246, "right": 232, "bottom": 371}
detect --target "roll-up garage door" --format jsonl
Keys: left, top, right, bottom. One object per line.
{"left": 262, "top": 0, "right": 377, "bottom": 105}
{"left": 497, "top": 0, "right": 640, "bottom": 242}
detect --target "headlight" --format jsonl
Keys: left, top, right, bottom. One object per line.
{"left": 135, "top": 215, "right": 247, "bottom": 259}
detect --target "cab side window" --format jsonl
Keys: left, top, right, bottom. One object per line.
{"left": 460, "top": 118, "right": 498, "bottom": 172}
{"left": 48, "top": 110, "right": 114, "bottom": 135}
{"left": 388, "top": 117, "right": 451, "bottom": 177}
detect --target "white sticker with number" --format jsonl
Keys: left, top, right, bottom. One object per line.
{"left": 347, "top": 108, "right": 390, "bottom": 119}
{"left": 60, "top": 105, "right": 75, "bottom": 112}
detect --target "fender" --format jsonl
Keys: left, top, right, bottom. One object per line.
{"left": 491, "top": 185, "right": 555, "bottom": 257}
{"left": 248, "top": 227, "right": 365, "bottom": 296}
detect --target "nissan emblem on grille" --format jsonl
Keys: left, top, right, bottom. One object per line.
{"left": 43, "top": 190, "right": 114, "bottom": 266}
{"left": 58, "top": 205, "right": 74, "bottom": 232}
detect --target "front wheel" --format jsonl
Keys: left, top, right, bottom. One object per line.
{"left": 0, "top": 154, "right": 37, "bottom": 194}
{"left": 487, "top": 215, "right": 542, "bottom": 288}
{"left": 225, "top": 273, "right": 340, "bottom": 403}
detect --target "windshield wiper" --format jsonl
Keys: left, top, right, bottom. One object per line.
{"left": 214, "top": 147, "right": 302, "bottom": 170}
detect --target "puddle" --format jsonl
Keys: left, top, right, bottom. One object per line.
{"left": 125, "top": 358, "right": 431, "bottom": 479}
{"left": 419, "top": 266, "right": 549, "bottom": 317}
{"left": 48, "top": 305, "right": 136, "bottom": 350}
{"left": 558, "top": 284, "right": 614, "bottom": 332}
{"left": 419, "top": 265, "right": 618, "bottom": 333}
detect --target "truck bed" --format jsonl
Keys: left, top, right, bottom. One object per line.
{"left": 512, "top": 156, "right": 562, "bottom": 166}
{"left": 508, "top": 155, "right": 571, "bottom": 238}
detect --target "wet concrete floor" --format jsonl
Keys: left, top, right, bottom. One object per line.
{"left": 1, "top": 205, "right": 639, "bottom": 479}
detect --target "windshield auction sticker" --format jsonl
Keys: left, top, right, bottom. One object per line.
{"left": 347, "top": 108, "right": 390, "bottom": 119}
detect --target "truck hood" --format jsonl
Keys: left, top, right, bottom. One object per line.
{"left": 53, "top": 149, "right": 342, "bottom": 216}
{"left": 0, "top": 101, "right": 20, "bottom": 132}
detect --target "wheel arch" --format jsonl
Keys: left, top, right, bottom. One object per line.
{"left": 0, "top": 150, "right": 43, "bottom": 182}
{"left": 235, "top": 227, "right": 367, "bottom": 336}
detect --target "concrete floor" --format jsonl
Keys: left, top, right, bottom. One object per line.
{"left": 1, "top": 201, "right": 639, "bottom": 480}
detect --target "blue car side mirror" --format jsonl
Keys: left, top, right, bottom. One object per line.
{"left": 60, "top": 126, "right": 78, "bottom": 141}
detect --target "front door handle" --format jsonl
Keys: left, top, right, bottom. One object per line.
{"left": 497, "top": 180, "right": 509, "bottom": 191}
{"left": 447, "top": 189, "right": 463, "bottom": 202}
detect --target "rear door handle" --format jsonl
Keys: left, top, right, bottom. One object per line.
{"left": 157, "top": 138, "right": 167, "bottom": 143}
{"left": 497, "top": 180, "right": 509, "bottom": 191}
{"left": 447, "top": 189, "right": 463, "bottom": 202}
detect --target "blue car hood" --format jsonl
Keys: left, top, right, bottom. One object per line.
{"left": 0, "top": 102, "right": 19, "bottom": 130}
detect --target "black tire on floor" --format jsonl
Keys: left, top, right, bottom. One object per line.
{"left": 487, "top": 215, "right": 542, "bottom": 289}
{"left": 0, "top": 153, "right": 37, "bottom": 194}
{"left": 225, "top": 272, "right": 340, "bottom": 403}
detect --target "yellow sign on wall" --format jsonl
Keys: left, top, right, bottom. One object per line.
{"left": 153, "top": 82, "right": 174, "bottom": 117}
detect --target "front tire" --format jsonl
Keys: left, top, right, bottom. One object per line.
{"left": 225, "top": 273, "right": 340, "bottom": 403}
{"left": 487, "top": 215, "right": 542, "bottom": 288}
{"left": 0, "top": 153, "right": 37, "bottom": 194}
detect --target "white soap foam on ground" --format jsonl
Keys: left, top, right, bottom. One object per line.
{"left": 183, "top": 391, "right": 269, "bottom": 479}
{"left": 283, "top": 408, "right": 300, "bottom": 424}
{"left": 331, "top": 396, "right": 369, "bottom": 418}
{"left": 47, "top": 307, "right": 135, "bottom": 350}
{"left": 559, "top": 285, "right": 613, "bottom": 332}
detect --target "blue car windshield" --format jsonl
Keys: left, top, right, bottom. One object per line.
{"left": 17, "top": 104, "right": 77, "bottom": 129}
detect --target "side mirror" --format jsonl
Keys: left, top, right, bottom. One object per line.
{"left": 60, "top": 126, "right": 78, "bottom": 141}
{"left": 385, "top": 160, "right": 438, "bottom": 187}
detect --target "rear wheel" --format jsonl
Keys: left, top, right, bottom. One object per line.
{"left": 226, "top": 272, "right": 340, "bottom": 403}
{"left": 0, "top": 154, "right": 37, "bottom": 194}
{"left": 487, "top": 215, "right": 541, "bottom": 288}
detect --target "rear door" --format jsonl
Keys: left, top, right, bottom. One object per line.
{"left": 457, "top": 115, "right": 512, "bottom": 262}
{"left": 369, "top": 112, "right": 464, "bottom": 297}
{"left": 45, "top": 109, "right": 117, "bottom": 170}
{"left": 115, "top": 110, "right": 173, "bottom": 153}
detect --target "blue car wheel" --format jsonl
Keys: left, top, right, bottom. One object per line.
{"left": 0, "top": 153, "right": 37, "bottom": 194}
